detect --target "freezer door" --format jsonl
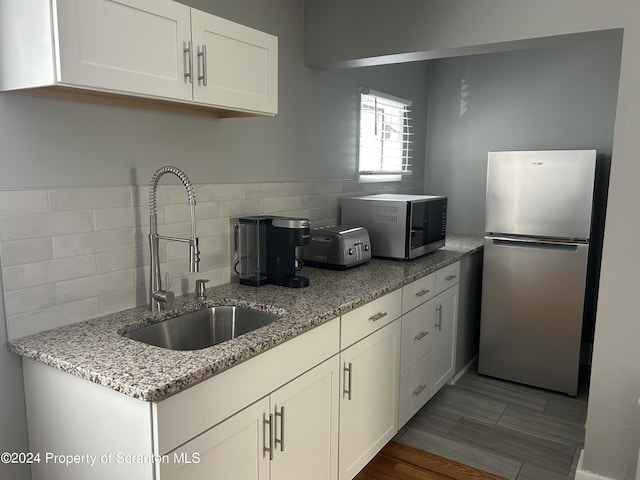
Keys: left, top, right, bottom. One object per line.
{"left": 478, "top": 236, "right": 589, "bottom": 395}
{"left": 485, "top": 150, "right": 596, "bottom": 239}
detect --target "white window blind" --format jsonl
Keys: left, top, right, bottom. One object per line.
{"left": 357, "top": 88, "right": 413, "bottom": 181}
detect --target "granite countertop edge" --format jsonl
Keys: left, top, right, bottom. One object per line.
{"left": 9, "top": 234, "right": 483, "bottom": 402}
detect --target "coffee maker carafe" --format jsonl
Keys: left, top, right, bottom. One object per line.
{"left": 237, "top": 216, "right": 310, "bottom": 288}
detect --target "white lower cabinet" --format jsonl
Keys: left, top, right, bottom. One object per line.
{"left": 270, "top": 356, "right": 339, "bottom": 480}
{"left": 161, "top": 355, "right": 340, "bottom": 480}
{"left": 398, "top": 299, "right": 435, "bottom": 427}
{"left": 338, "top": 320, "right": 400, "bottom": 480}
{"left": 161, "top": 397, "right": 270, "bottom": 480}
{"left": 20, "top": 262, "right": 462, "bottom": 480}
{"left": 431, "top": 284, "right": 459, "bottom": 393}
{"left": 398, "top": 261, "right": 460, "bottom": 429}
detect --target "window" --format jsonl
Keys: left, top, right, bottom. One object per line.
{"left": 357, "top": 88, "right": 413, "bottom": 182}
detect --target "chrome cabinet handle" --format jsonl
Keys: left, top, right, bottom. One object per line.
{"left": 263, "top": 413, "right": 273, "bottom": 460}
{"left": 445, "top": 274, "right": 457, "bottom": 281}
{"left": 343, "top": 362, "right": 352, "bottom": 400}
{"left": 274, "top": 406, "right": 285, "bottom": 452}
{"left": 369, "top": 311, "right": 388, "bottom": 322}
{"left": 412, "top": 384, "right": 427, "bottom": 396}
{"left": 414, "top": 331, "right": 429, "bottom": 341}
{"left": 183, "top": 41, "right": 192, "bottom": 83}
{"left": 435, "top": 305, "right": 443, "bottom": 330}
{"left": 416, "top": 289, "right": 431, "bottom": 297}
{"left": 197, "top": 45, "right": 208, "bottom": 86}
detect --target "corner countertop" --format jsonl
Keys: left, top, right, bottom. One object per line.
{"left": 8, "top": 234, "right": 483, "bottom": 402}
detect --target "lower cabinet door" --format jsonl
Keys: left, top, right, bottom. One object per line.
{"left": 339, "top": 320, "right": 400, "bottom": 480}
{"left": 271, "top": 355, "right": 340, "bottom": 480}
{"left": 160, "top": 397, "right": 270, "bottom": 480}
{"left": 432, "top": 285, "right": 459, "bottom": 394}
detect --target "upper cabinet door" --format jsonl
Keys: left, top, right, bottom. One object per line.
{"left": 191, "top": 10, "right": 278, "bottom": 114}
{"left": 54, "top": 0, "right": 192, "bottom": 101}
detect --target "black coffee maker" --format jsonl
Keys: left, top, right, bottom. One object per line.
{"left": 237, "top": 215, "right": 310, "bottom": 288}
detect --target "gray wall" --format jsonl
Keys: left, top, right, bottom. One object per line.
{"left": 0, "top": 0, "right": 426, "bottom": 189}
{"left": 304, "top": 1, "right": 640, "bottom": 478}
{"left": 0, "top": 260, "right": 30, "bottom": 480}
{"left": 425, "top": 30, "right": 621, "bottom": 235}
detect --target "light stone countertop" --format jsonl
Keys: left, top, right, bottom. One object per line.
{"left": 8, "top": 234, "right": 483, "bottom": 402}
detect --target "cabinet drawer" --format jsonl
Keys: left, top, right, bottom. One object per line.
{"left": 402, "top": 273, "right": 435, "bottom": 314}
{"left": 435, "top": 261, "right": 460, "bottom": 295}
{"left": 398, "top": 353, "right": 432, "bottom": 428}
{"left": 341, "top": 289, "right": 402, "bottom": 350}
{"left": 400, "top": 299, "right": 434, "bottom": 374}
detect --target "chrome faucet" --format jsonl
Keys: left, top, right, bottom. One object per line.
{"left": 148, "top": 166, "right": 200, "bottom": 312}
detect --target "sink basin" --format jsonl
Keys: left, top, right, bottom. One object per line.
{"left": 124, "top": 306, "right": 281, "bottom": 351}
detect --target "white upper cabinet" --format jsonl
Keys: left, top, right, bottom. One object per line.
{"left": 191, "top": 10, "right": 277, "bottom": 114}
{"left": 0, "top": 0, "right": 278, "bottom": 116}
{"left": 55, "top": 0, "right": 193, "bottom": 101}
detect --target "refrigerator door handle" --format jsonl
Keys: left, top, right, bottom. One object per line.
{"left": 490, "top": 237, "right": 585, "bottom": 251}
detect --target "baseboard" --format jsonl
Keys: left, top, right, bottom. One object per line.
{"left": 451, "top": 355, "right": 478, "bottom": 385}
{"left": 575, "top": 450, "right": 617, "bottom": 480}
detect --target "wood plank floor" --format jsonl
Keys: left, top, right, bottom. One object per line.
{"left": 356, "top": 441, "right": 507, "bottom": 480}
{"left": 393, "top": 364, "right": 589, "bottom": 480}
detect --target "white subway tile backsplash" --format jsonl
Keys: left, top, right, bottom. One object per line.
{"left": 0, "top": 190, "right": 49, "bottom": 215}
{"left": 263, "top": 194, "right": 331, "bottom": 213}
{"left": 94, "top": 206, "right": 148, "bottom": 231}
{"left": 194, "top": 218, "right": 230, "bottom": 238}
{"left": 7, "top": 298, "right": 99, "bottom": 339}
{"left": 244, "top": 182, "right": 315, "bottom": 199}
{"left": 219, "top": 198, "right": 263, "bottom": 218}
{"left": 5, "top": 285, "right": 56, "bottom": 316}
{"left": 1, "top": 237, "right": 53, "bottom": 266}
{"left": 196, "top": 184, "right": 245, "bottom": 202}
{"left": 49, "top": 187, "right": 132, "bottom": 211}
{"left": 96, "top": 246, "right": 154, "bottom": 273}
{"left": 97, "top": 285, "right": 148, "bottom": 317}
{"left": 52, "top": 229, "right": 134, "bottom": 258}
{"left": 165, "top": 201, "right": 220, "bottom": 224}
{"left": 0, "top": 211, "right": 94, "bottom": 240}
{"left": 1, "top": 178, "right": 421, "bottom": 339}
{"left": 55, "top": 269, "right": 136, "bottom": 304}
{"left": 3, "top": 255, "right": 96, "bottom": 291}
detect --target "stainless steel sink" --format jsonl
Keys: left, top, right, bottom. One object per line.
{"left": 124, "top": 306, "right": 281, "bottom": 351}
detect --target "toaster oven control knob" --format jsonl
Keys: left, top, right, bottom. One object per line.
{"left": 364, "top": 244, "right": 369, "bottom": 251}
{"left": 348, "top": 248, "right": 354, "bottom": 255}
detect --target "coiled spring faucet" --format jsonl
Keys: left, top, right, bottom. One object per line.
{"left": 148, "top": 166, "right": 199, "bottom": 312}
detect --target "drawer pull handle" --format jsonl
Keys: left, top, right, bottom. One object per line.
{"left": 413, "top": 384, "right": 427, "bottom": 396}
{"left": 445, "top": 274, "right": 457, "bottom": 281}
{"left": 369, "top": 311, "right": 388, "bottom": 322}
{"left": 414, "top": 331, "right": 429, "bottom": 341}
{"left": 416, "top": 289, "right": 431, "bottom": 297}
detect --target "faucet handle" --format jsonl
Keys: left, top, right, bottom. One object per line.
{"left": 153, "top": 289, "right": 175, "bottom": 304}
{"left": 195, "top": 279, "right": 209, "bottom": 300}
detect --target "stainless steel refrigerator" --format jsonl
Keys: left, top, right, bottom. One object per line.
{"left": 479, "top": 150, "right": 599, "bottom": 396}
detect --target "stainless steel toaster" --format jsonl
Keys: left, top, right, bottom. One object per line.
{"left": 303, "top": 225, "right": 371, "bottom": 269}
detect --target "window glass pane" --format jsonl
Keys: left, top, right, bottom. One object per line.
{"left": 357, "top": 89, "right": 412, "bottom": 179}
